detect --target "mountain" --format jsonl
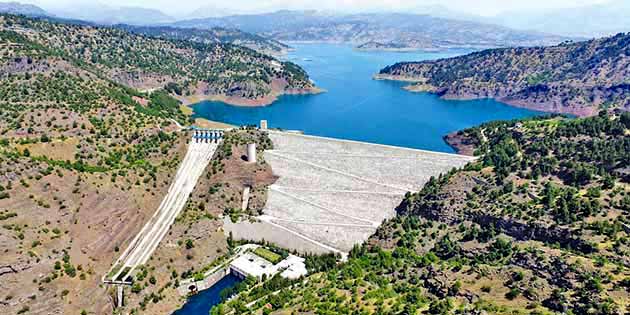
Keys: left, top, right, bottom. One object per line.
{"left": 491, "top": 0, "right": 630, "bottom": 37}
{"left": 377, "top": 33, "right": 630, "bottom": 117}
{"left": 0, "top": 1, "right": 48, "bottom": 17}
{"left": 0, "top": 12, "right": 303, "bottom": 314}
{"left": 51, "top": 4, "right": 175, "bottom": 25}
{"left": 0, "top": 14, "right": 316, "bottom": 106}
{"left": 172, "top": 10, "right": 572, "bottom": 51}
{"left": 184, "top": 5, "right": 245, "bottom": 19}
{"left": 119, "top": 25, "right": 290, "bottom": 55}
{"left": 405, "top": 4, "right": 481, "bottom": 22}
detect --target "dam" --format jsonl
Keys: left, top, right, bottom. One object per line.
{"left": 224, "top": 130, "right": 476, "bottom": 255}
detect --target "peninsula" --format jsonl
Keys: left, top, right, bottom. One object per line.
{"left": 376, "top": 33, "right": 630, "bottom": 116}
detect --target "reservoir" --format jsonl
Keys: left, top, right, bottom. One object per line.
{"left": 192, "top": 44, "right": 543, "bottom": 153}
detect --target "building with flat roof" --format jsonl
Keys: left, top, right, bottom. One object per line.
{"left": 278, "top": 255, "right": 307, "bottom": 279}
{"left": 229, "top": 250, "right": 307, "bottom": 280}
{"left": 230, "top": 253, "right": 275, "bottom": 280}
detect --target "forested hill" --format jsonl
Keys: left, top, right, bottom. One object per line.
{"left": 377, "top": 33, "right": 630, "bottom": 117}
{"left": 211, "top": 112, "right": 630, "bottom": 314}
{"left": 0, "top": 12, "right": 281, "bottom": 314}
{"left": 0, "top": 14, "right": 317, "bottom": 106}
{"left": 118, "top": 25, "right": 290, "bottom": 55}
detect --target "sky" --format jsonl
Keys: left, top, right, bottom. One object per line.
{"left": 26, "top": 0, "right": 613, "bottom": 17}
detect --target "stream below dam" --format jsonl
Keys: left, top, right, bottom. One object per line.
{"left": 173, "top": 273, "right": 242, "bottom": 315}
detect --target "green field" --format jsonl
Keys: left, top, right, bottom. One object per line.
{"left": 254, "top": 247, "right": 282, "bottom": 264}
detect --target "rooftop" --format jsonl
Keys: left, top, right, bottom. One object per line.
{"left": 229, "top": 249, "right": 308, "bottom": 280}
{"left": 230, "top": 253, "right": 275, "bottom": 279}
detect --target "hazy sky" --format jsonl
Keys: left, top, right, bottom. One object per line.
{"left": 27, "top": 0, "right": 613, "bottom": 17}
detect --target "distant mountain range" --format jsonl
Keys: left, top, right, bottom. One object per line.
{"left": 3, "top": 1, "right": 629, "bottom": 51}
{"left": 172, "top": 10, "right": 571, "bottom": 51}
{"left": 377, "top": 32, "right": 630, "bottom": 116}
{"left": 0, "top": 2, "right": 288, "bottom": 54}
{"left": 3, "top": 1, "right": 630, "bottom": 39}
{"left": 49, "top": 4, "right": 175, "bottom": 25}
{"left": 490, "top": 0, "right": 630, "bottom": 37}
{"left": 183, "top": 5, "right": 250, "bottom": 19}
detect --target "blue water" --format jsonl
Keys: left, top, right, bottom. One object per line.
{"left": 173, "top": 274, "right": 241, "bottom": 315}
{"left": 192, "top": 44, "right": 543, "bottom": 153}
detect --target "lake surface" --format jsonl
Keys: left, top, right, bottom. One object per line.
{"left": 192, "top": 44, "right": 542, "bottom": 153}
{"left": 173, "top": 274, "right": 241, "bottom": 315}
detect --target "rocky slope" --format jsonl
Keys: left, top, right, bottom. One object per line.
{"left": 172, "top": 10, "right": 571, "bottom": 51}
{"left": 118, "top": 25, "right": 290, "bottom": 55}
{"left": 213, "top": 112, "right": 630, "bottom": 315}
{"left": 1, "top": 14, "right": 318, "bottom": 107}
{"left": 0, "top": 14, "right": 280, "bottom": 315}
{"left": 377, "top": 33, "right": 630, "bottom": 116}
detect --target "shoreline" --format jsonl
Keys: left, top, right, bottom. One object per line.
{"left": 176, "top": 87, "right": 324, "bottom": 129}
{"left": 374, "top": 74, "right": 594, "bottom": 117}
{"left": 283, "top": 41, "right": 478, "bottom": 53}
{"left": 178, "top": 87, "right": 324, "bottom": 108}
{"left": 355, "top": 47, "right": 441, "bottom": 53}
{"left": 443, "top": 132, "right": 476, "bottom": 156}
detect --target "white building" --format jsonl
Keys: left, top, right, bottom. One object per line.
{"left": 229, "top": 250, "right": 307, "bottom": 280}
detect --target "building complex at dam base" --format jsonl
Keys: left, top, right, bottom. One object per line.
{"left": 224, "top": 130, "right": 475, "bottom": 255}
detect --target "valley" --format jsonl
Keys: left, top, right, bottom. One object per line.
{"left": 0, "top": 2, "right": 629, "bottom": 315}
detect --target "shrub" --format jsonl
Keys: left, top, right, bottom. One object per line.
{"left": 506, "top": 288, "right": 520, "bottom": 300}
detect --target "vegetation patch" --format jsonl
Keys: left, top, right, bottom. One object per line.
{"left": 253, "top": 247, "right": 282, "bottom": 264}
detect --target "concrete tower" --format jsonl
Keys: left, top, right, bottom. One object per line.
{"left": 246, "top": 143, "right": 257, "bottom": 163}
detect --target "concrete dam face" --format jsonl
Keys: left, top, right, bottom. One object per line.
{"left": 225, "top": 131, "right": 476, "bottom": 255}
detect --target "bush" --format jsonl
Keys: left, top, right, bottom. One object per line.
{"left": 185, "top": 239, "right": 194, "bottom": 249}
{"left": 506, "top": 288, "right": 521, "bottom": 300}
